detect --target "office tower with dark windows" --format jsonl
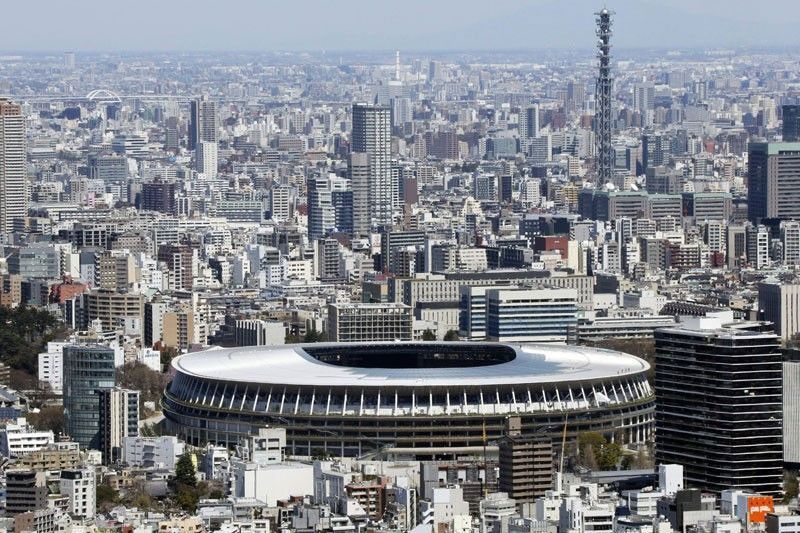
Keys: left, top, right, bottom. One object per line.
{"left": 351, "top": 103, "right": 393, "bottom": 228}
{"left": 0, "top": 98, "right": 28, "bottom": 234}
{"left": 519, "top": 105, "right": 539, "bottom": 139}
{"left": 654, "top": 316, "right": 783, "bottom": 497}
{"left": 748, "top": 142, "right": 800, "bottom": 223}
{"left": 141, "top": 180, "right": 176, "bottom": 214}
{"left": 63, "top": 345, "right": 117, "bottom": 450}
{"left": 189, "top": 95, "right": 217, "bottom": 150}
{"left": 97, "top": 387, "right": 139, "bottom": 464}
{"left": 783, "top": 105, "right": 800, "bottom": 142}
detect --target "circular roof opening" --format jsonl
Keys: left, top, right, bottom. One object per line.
{"left": 303, "top": 343, "right": 516, "bottom": 369}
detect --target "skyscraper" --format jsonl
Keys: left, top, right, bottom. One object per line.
{"left": 654, "top": 316, "right": 783, "bottom": 497}
{"left": 351, "top": 104, "right": 393, "bottom": 229}
{"left": 63, "top": 345, "right": 117, "bottom": 450}
{"left": 783, "top": 105, "right": 800, "bottom": 142}
{"left": 348, "top": 152, "right": 370, "bottom": 236}
{"left": 188, "top": 95, "right": 217, "bottom": 150}
{"left": 747, "top": 141, "right": 800, "bottom": 222}
{"left": 196, "top": 140, "right": 218, "bottom": 179}
{"left": 519, "top": 105, "right": 539, "bottom": 139}
{"left": 595, "top": 9, "right": 614, "bottom": 185}
{"left": 97, "top": 387, "right": 139, "bottom": 464}
{"left": 0, "top": 98, "right": 28, "bottom": 234}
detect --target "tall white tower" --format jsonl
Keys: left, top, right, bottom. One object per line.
{"left": 0, "top": 98, "right": 27, "bottom": 234}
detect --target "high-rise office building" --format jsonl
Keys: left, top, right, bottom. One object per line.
{"left": 348, "top": 152, "right": 370, "bottom": 236}
{"left": 196, "top": 140, "right": 218, "bottom": 179}
{"left": 351, "top": 103, "right": 393, "bottom": 228}
{"left": 654, "top": 315, "right": 783, "bottom": 497}
{"left": 97, "top": 387, "right": 139, "bottom": 464}
{"left": 188, "top": 95, "right": 217, "bottom": 150}
{"left": 519, "top": 105, "right": 539, "bottom": 139}
{"left": 63, "top": 51, "right": 76, "bottom": 70}
{"left": 783, "top": 105, "right": 800, "bottom": 142}
{"left": 0, "top": 98, "right": 28, "bottom": 234}
{"left": 164, "top": 116, "right": 179, "bottom": 151}
{"left": 308, "top": 174, "right": 353, "bottom": 240}
{"left": 748, "top": 142, "right": 800, "bottom": 222}
{"left": 63, "top": 345, "right": 117, "bottom": 449}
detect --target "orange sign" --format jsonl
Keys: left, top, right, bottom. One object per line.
{"left": 746, "top": 496, "right": 774, "bottom": 523}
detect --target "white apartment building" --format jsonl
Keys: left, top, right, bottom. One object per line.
{"left": 0, "top": 418, "right": 54, "bottom": 458}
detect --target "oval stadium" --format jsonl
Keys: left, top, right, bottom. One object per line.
{"left": 162, "top": 342, "right": 654, "bottom": 459}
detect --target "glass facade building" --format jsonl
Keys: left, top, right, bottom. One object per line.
{"left": 63, "top": 345, "right": 116, "bottom": 450}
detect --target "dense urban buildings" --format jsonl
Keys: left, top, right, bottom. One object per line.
{"left": 1, "top": 4, "right": 800, "bottom": 530}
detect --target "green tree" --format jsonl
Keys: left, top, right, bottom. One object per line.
{"left": 785, "top": 471, "right": 799, "bottom": 503}
{"left": 421, "top": 329, "right": 437, "bottom": 341}
{"left": 175, "top": 453, "right": 197, "bottom": 487}
{"left": 96, "top": 484, "right": 119, "bottom": 510}
{"left": 303, "top": 326, "right": 326, "bottom": 343}
{"left": 443, "top": 330, "right": 460, "bottom": 341}
{"left": 577, "top": 431, "right": 621, "bottom": 470}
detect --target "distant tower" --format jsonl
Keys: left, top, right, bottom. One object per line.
{"left": 395, "top": 50, "right": 401, "bottom": 81}
{"left": 595, "top": 8, "right": 614, "bottom": 185}
{"left": 188, "top": 95, "right": 218, "bottom": 150}
{"left": 0, "top": 98, "right": 28, "bottom": 234}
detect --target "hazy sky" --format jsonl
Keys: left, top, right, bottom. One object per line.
{"left": 3, "top": 0, "right": 800, "bottom": 52}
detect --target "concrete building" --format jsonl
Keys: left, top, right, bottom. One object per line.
{"left": 189, "top": 95, "right": 218, "bottom": 150}
{"left": 59, "top": 468, "right": 96, "bottom": 519}
{"left": 5, "top": 470, "right": 48, "bottom": 515}
{"left": 485, "top": 287, "right": 578, "bottom": 343}
{"left": 498, "top": 416, "right": 553, "bottom": 504}
{"left": 759, "top": 282, "right": 800, "bottom": 341}
{"left": 748, "top": 142, "right": 800, "bottom": 223}
{"left": 123, "top": 435, "right": 185, "bottom": 470}
{"left": 97, "top": 387, "right": 139, "bottom": 464}
{"left": 352, "top": 103, "right": 393, "bottom": 228}
{"left": 0, "top": 418, "right": 54, "bottom": 459}
{"left": 784, "top": 353, "right": 800, "bottom": 465}
{"left": 327, "top": 303, "right": 412, "bottom": 342}
{"left": 234, "top": 319, "right": 285, "bottom": 346}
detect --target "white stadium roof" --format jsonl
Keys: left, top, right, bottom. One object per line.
{"left": 172, "top": 342, "right": 649, "bottom": 388}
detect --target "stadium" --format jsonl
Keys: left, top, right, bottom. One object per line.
{"left": 162, "top": 342, "right": 654, "bottom": 459}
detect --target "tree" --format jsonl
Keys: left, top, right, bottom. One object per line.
{"left": 443, "top": 330, "right": 460, "bottom": 341}
{"left": 303, "top": 326, "right": 326, "bottom": 343}
{"left": 421, "top": 329, "right": 437, "bottom": 341}
{"left": 577, "top": 431, "right": 621, "bottom": 470}
{"left": 175, "top": 453, "right": 197, "bottom": 487}
{"left": 27, "top": 405, "right": 65, "bottom": 435}
{"left": 117, "top": 362, "right": 170, "bottom": 411}
{"left": 785, "top": 471, "right": 799, "bottom": 503}
{"left": 96, "top": 484, "right": 119, "bottom": 511}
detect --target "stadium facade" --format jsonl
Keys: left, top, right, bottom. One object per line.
{"left": 163, "top": 342, "right": 654, "bottom": 459}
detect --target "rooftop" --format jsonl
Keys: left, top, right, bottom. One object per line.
{"left": 172, "top": 342, "right": 649, "bottom": 388}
